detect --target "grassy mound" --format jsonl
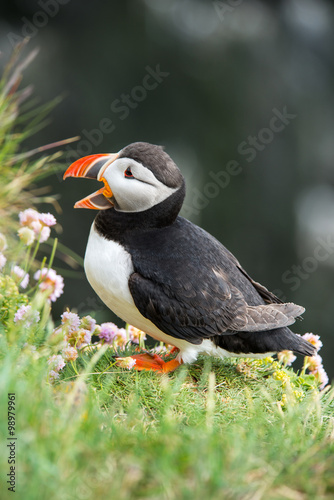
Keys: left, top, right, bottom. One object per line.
{"left": 1, "top": 343, "right": 334, "bottom": 500}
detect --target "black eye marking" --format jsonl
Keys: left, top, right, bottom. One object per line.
{"left": 124, "top": 167, "right": 134, "bottom": 178}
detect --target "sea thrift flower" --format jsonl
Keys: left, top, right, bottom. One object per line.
{"left": 314, "top": 367, "right": 329, "bottom": 389}
{"left": 99, "top": 322, "right": 118, "bottom": 344}
{"left": 305, "top": 354, "right": 329, "bottom": 389}
{"left": 14, "top": 305, "right": 40, "bottom": 327}
{"left": 18, "top": 226, "right": 35, "bottom": 246}
{"left": 113, "top": 328, "right": 127, "bottom": 349}
{"left": 80, "top": 315, "right": 96, "bottom": 332}
{"left": 0, "top": 252, "right": 6, "bottom": 270}
{"left": 19, "top": 208, "right": 40, "bottom": 226}
{"left": 61, "top": 311, "right": 80, "bottom": 332}
{"left": 0, "top": 233, "right": 7, "bottom": 251}
{"left": 116, "top": 357, "right": 136, "bottom": 370}
{"left": 302, "top": 333, "right": 323, "bottom": 352}
{"left": 47, "top": 354, "right": 65, "bottom": 372}
{"left": 12, "top": 265, "right": 29, "bottom": 289}
{"left": 39, "top": 213, "right": 56, "bottom": 227}
{"left": 49, "top": 370, "right": 60, "bottom": 384}
{"left": 81, "top": 329, "right": 91, "bottom": 345}
{"left": 277, "top": 350, "right": 297, "bottom": 366}
{"left": 34, "top": 268, "right": 64, "bottom": 302}
{"left": 19, "top": 209, "right": 56, "bottom": 243}
{"left": 39, "top": 226, "right": 51, "bottom": 243}
{"left": 62, "top": 345, "right": 78, "bottom": 362}
{"left": 29, "top": 221, "right": 50, "bottom": 243}
{"left": 93, "top": 325, "right": 102, "bottom": 336}
{"left": 115, "top": 328, "right": 127, "bottom": 344}
{"left": 30, "top": 220, "right": 43, "bottom": 234}
{"left": 128, "top": 325, "right": 146, "bottom": 344}
{"left": 66, "top": 328, "right": 91, "bottom": 348}
{"left": 307, "top": 354, "right": 323, "bottom": 373}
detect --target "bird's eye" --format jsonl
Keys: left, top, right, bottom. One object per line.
{"left": 124, "top": 167, "right": 134, "bottom": 178}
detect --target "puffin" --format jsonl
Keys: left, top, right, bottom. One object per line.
{"left": 63, "top": 142, "right": 316, "bottom": 372}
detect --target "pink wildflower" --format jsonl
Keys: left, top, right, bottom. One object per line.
{"left": 29, "top": 221, "right": 50, "bottom": 243}
{"left": 62, "top": 345, "right": 78, "bottom": 362}
{"left": 61, "top": 311, "right": 80, "bottom": 332}
{"left": 30, "top": 220, "right": 43, "bottom": 234}
{"left": 80, "top": 315, "right": 97, "bottom": 332}
{"left": 19, "top": 208, "right": 40, "bottom": 226}
{"left": 116, "top": 357, "right": 136, "bottom": 370}
{"left": 34, "top": 268, "right": 64, "bottom": 302}
{"left": 39, "top": 213, "right": 56, "bottom": 227}
{"left": 82, "top": 329, "right": 91, "bottom": 345}
{"left": 277, "top": 350, "right": 297, "bottom": 367}
{"left": 12, "top": 265, "right": 29, "bottom": 289}
{"left": 66, "top": 328, "right": 91, "bottom": 348}
{"left": 302, "top": 333, "right": 323, "bottom": 352}
{"left": 114, "top": 328, "right": 127, "bottom": 348}
{"left": 47, "top": 354, "right": 65, "bottom": 372}
{"left": 314, "top": 367, "right": 329, "bottom": 389}
{"left": 49, "top": 370, "right": 60, "bottom": 384}
{"left": 39, "top": 226, "right": 51, "bottom": 243}
{"left": 19, "top": 209, "right": 56, "bottom": 243}
{"left": 14, "top": 305, "right": 40, "bottom": 327}
{"left": 0, "top": 252, "right": 6, "bottom": 270}
{"left": 305, "top": 354, "right": 329, "bottom": 389}
{"left": 99, "top": 322, "right": 118, "bottom": 344}
{"left": 128, "top": 325, "right": 146, "bottom": 344}
{"left": 307, "top": 354, "right": 323, "bottom": 373}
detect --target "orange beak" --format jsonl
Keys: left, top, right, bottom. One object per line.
{"left": 63, "top": 153, "right": 119, "bottom": 209}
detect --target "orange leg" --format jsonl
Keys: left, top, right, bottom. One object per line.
{"left": 130, "top": 353, "right": 182, "bottom": 373}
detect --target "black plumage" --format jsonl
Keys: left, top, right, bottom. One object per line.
{"left": 94, "top": 143, "right": 315, "bottom": 358}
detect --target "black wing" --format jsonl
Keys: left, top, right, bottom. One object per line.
{"left": 126, "top": 218, "right": 304, "bottom": 344}
{"left": 129, "top": 271, "right": 248, "bottom": 344}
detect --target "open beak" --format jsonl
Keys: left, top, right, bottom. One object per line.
{"left": 63, "top": 153, "right": 119, "bottom": 209}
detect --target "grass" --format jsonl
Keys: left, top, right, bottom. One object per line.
{"left": 0, "top": 43, "right": 333, "bottom": 500}
{"left": 1, "top": 341, "right": 334, "bottom": 500}
{"left": 0, "top": 40, "right": 78, "bottom": 242}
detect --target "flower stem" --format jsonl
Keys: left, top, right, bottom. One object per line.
{"left": 47, "top": 237, "right": 58, "bottom": 271}
{"left": 28, "top": 235, "right": 41, "bottom": 270}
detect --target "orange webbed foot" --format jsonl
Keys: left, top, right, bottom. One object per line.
{"left": 128, "top": 352, "right": 182, "bottom": 373}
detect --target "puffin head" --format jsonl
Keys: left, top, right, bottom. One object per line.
{"left": 63, "top": 142, "right": 185, "bottom": 215}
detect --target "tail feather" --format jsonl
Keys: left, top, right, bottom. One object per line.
{"left": 291, "top": 334, "right": 317, "bottom": 357}
{"left": 214, "top": 327, "right": 317, "bottom": 357}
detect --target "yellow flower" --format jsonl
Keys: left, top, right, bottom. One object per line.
{"left": 278, "top": 393, "right": 287, "bottom": 408}
{"left": 293, "top": 390, "right": 305, "bottom": 402}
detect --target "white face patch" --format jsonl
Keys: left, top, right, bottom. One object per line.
{"left": 101, "top": 158, "right": 178, "bottom": 212}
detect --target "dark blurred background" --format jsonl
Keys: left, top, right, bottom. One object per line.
{"left": 1, "top": 0, "right": 333, "bottom": 377}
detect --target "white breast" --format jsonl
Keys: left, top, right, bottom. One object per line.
{"left": 84, "top": 223, "right": 192, "bottom": 351}
{"left": 84, "top": 223, "right": 135, "bottom": 320}
{"left": 84, "top": 224, "right": 272, "bottom": 364}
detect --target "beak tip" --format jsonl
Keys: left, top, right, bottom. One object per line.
{"left": 63, "top": 170, "right": 72, "bottom": 181}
